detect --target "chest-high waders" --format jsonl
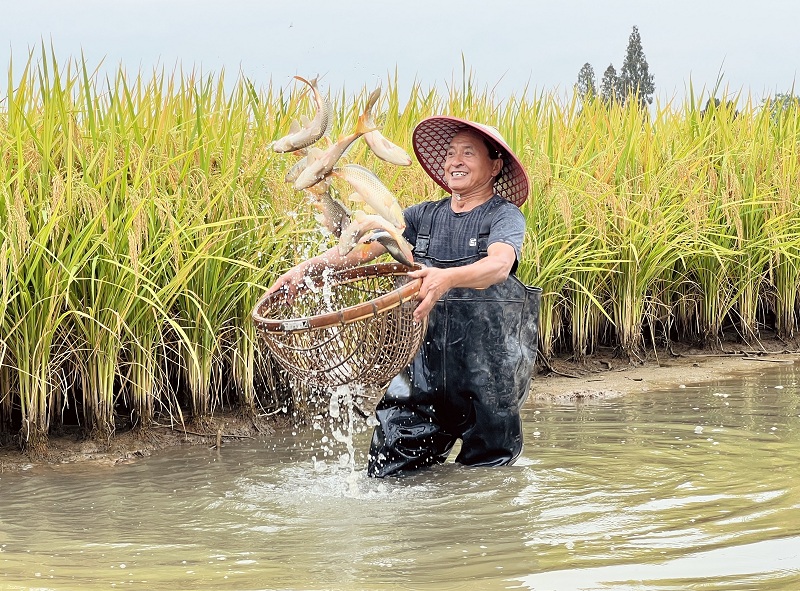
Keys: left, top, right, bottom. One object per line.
{"left": 367, "top": 199, "right": 542, "bottom": 478}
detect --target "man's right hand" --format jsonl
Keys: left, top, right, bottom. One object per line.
{"left": 265, "top": 265, "right": 309, "bottom": 302}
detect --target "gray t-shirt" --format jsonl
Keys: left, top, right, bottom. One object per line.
{"left": 403, "top": 195, "right": 526, "bottom": 263}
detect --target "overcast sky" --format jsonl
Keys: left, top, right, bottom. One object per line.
{"left": 2, "top": 0, "right": 798, "bottom": 106}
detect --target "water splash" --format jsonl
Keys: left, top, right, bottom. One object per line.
{"left": 307, "top": 383, "right": 371, "bottom": 497}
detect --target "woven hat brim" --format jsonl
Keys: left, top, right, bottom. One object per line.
{"left": 412, "top": 116, "right": 529, "bottom": 207}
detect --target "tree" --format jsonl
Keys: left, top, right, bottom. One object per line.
{"left": 618, "top": 25, "right": 655, "bottom": 108}
{"left": 575, "top": 63, "right": 597, "bottom": 103}
{"left": 762, "top": 92, "right": 797, "bottom": 122}
{"left": 600, "top": 64, "right": 618, "bottom": 105}
{"left": 700, "top": 97, "right": 739, "bottom": 119}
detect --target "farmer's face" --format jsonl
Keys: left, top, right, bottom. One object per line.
{"left": 444, "top": 131, "right": 502, "bottom": 196}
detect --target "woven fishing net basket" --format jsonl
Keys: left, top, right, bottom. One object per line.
{"left": 252, "top": 263, "right": 426, "bottom": 389}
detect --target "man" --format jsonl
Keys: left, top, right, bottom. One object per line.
{"left": 267, "top": 116, "right": 541, "bottom": 477}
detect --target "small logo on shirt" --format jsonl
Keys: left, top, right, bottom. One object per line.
{"left": 469, "top": 238, "right": 477, "bottom": 247}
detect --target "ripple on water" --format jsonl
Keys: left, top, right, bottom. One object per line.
{"left": 2, "top": 368, "right": 800, "bottom": 590}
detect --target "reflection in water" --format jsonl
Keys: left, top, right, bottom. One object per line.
{"left": 1, "top": 368, "right": 800, "bottom": 590}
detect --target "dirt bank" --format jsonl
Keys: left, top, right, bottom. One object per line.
{"left": 531, "top": 340, "right": 799, "bottom": 401}
{"left": 2, "top": 339, "right": 798, "bottom": 472}
{"left": 0, "top": 412, "right": 282, "bottom": 473}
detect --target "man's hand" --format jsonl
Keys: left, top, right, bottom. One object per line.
{"left": 265, "top": 264, "right": 313, "bottom": 303}
{"left": 408, "top": 266, "right": 454, "bottom": 321}
{"left": 406, "top": 242, "right": 517, "bottom": 322}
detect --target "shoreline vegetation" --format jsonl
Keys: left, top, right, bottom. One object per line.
{"left": 2, "top": 50, "right": 800, "bottom": 461}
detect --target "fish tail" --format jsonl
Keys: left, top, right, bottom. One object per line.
{"left": 356, "top": 92, "right": 380, "bottom": 136}
{"left": 365, "top": 87, "right": 381, "bottom": 111}
{"left": 356, "top": 112, "right": 378, "bottom": 136}
{"left": 293, "top": 75, "right": 313, "bottom": 89}
{"left": 293, "top": 75, "right": 320, "bottom": 104}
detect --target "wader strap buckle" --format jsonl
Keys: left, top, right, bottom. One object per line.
{"left": 413, "top": 199, "right": 449, "bottom": 258}
{"left": 413, "top": 196, "right": 508, "bottom": 263}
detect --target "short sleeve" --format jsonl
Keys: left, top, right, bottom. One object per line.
{"left": 488, "top": 201, "right": 526, "bottom": 261}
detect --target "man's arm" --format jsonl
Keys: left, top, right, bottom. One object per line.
{"left": 265, "top": 241, "right": 387, "bottom": 299}
{"left": 408, "top": 241, "right": 516, "bottom": 321}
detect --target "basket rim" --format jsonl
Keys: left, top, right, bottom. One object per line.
{"left": 252, "top": 262, "right": 422, "bottom": 334}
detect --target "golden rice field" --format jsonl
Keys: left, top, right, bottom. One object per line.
{"left": 2, "top": 50, "right": 800, "bottom": 450}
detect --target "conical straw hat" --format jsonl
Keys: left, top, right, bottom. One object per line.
{"left": 412, "top": 116, "right": 529, "bottom": 207}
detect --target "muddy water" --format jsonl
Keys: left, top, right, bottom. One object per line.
{"left": 2, "top": 368, "right": 800, "bottom": 591}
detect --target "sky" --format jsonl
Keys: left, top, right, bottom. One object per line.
{"left": 2, "top": 0, "right": 799, "bottom": 106}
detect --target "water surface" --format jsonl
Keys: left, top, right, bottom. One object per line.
{"left": 2, "top": 368, "right": 799, "bottom": 590}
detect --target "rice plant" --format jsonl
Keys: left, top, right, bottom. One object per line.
{"left": 5, "top": 46, "right": 800, "bottom": 448}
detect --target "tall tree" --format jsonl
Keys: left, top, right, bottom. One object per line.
{"left": 618, "top": 25, "right": 655, "bottom": 108}
{"left": 575, "top": 63, "right": 597, "bottom": 102}
{"left": 763, "top": 92, "right": 797, "bottom": 122}
{"left": 600, "top": 64, "right": 618, "bottom": 105}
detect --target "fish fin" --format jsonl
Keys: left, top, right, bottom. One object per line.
{"left": 357, "top": 229, "right": 381, "bottom": 244}
{"left": 300, "top": 114, "right": 311, "bottom": 127}
{"left": 288, "top": 120, "right": 301, "bottom": 134}
{"left": 348, "top": 192, "right": 365, "bottom": 203}
{"left": 306, "top": 147, "right": 323, "bottom": 166}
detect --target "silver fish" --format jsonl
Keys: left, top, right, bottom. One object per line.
{"left": 312, "top": 190, "right": 351, "bottom": 238}
{"left": 338, "top": 210, "right": 410, "bottom": 259}
{"left": 363, "top": 129, "right": 412, "bottom": 166}
{"left": 358, "top": 87, "right": 411, "bottom": 165}
{"left": 293, "top": 96, "right": 377, "bottom": 191}
{"left": 272, "top": 76, "right": 332, "bottom": 153}
{"left": 332, "top": 164, "right": 405, "bottom": 229}
{"left": 362, "top": 229, "right": 415, "bottom": 266}
{"left": 284, "top": 154, "right": 308, "bottom": 183}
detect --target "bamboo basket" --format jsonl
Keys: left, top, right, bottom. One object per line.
{"left": 252, "top": 263, "right": 426, "bottom": 388}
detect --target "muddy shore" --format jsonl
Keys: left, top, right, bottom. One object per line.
{"left": 2, "top": 339, "right": 798, "bottom": 472}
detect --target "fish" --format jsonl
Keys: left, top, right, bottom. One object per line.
{"left": 311, "top": 190, "right": 351, "bottom": 238}
{"left": 293, "top": 97, "right": 378, "bottom": 191}
{"left": 305, "top": 174, "right": 332, "bottom": 197}
{"left": 361, "top": 229, "right": 415, "bottom": 266}
{"left": 331, "top": 164, "right": 406, "bottom": 229}
{"left": 359, "top": 87, "right": 411, "bottom": 166}
{"left": 284, "top": 154, "right": 308, "bottom": 183}
{"left": 338, "top": 210, "right": 412, "bottom": 263}
{"left": 363, "top": 129, "right": 413, "bottom": 166}
{"left": 272, "top": 76, "right": 332, "bottom": 153}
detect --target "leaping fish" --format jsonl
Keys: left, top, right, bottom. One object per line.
{"left": 361, "top": 88, "right": 412, "bottom": 166}
{"left": 338, "top": 210, "right": 412, "bottom": 263}
{"left": 272, "top": 76, "right": 332, "bottom": 153}
{"left": 311, "top": 190, "right": 351, "bottom": 238}
{"left": 293, "top": 97, "right": 378, "bottom": 191}
{"left": 361, "top": 229, "right": 415, "bottom": 266}
{"left": 331, "top": 164, "right": 405, "bottom": 230}
{"left": 285, "top": 154, "right": 308, "bottom": 184}
{"left": 363, "top": 129, "right": 412, "bottom": 166}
